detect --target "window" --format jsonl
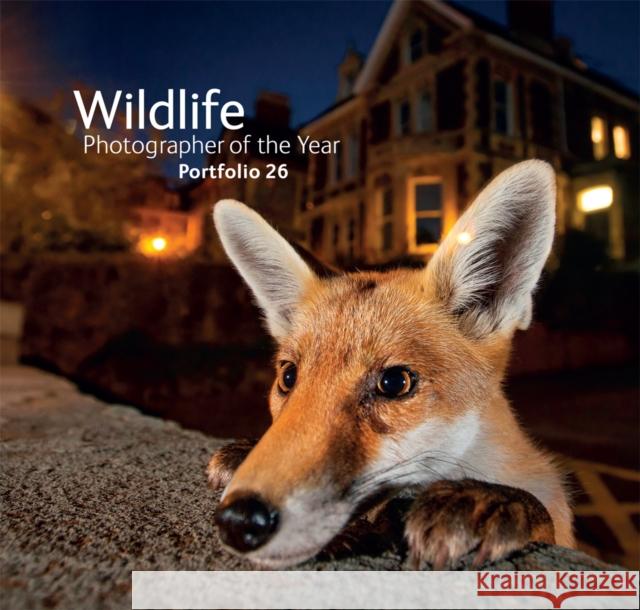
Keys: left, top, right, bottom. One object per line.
{"left": 379, "top": 45, "right": 399, "bottom": 84}
{"left": 346, "top": 131, "right": 359, "bottom": 179}
{"left": 382, "top": 188, "right": 393, "bottom": 216}
{"left": 333, "top": 223, "right": 340, "bottom": 248}
{"left": 436, "top": 61, "right": 466, "bottom": 131}
{"left": 313, "top": 154, "right": 327, "bottom": 190}
{"left": 382, "top": 222, "right": 393, "bottom": 251}
{"left": 493, "top": 79, "right": 513, "bottom": 135}
{"left": 529, "top": 80, "right": 553, "bottom": 146}
{"left": 577, "top": 185, "right": 613, "bottom": 213}
{"left": 427, "top": 21, "right": 447, "bottom": 54}
{"left": 348, "top": 218, "right": 356, "bottom": 260}
{"left": 578, "top": 186, "right": 612, "bottom": 248}
{"left": 613, "top": 125, "right": 630, "bottom": 159}
{"left": 409, "top": 28, "right": 425, "bottom": 63}
{"left": 380, "top": 187, "right": 394, "bottom": 251}
{"left": 370, "top": 101, "right": 391, "bottom": 143}
{"left": 416, "top": 91, "right": 433, "bottom": 133}
{"left": 529, "top": 79, "right": 556, "bottom": 148}
{"left": 591, "top": 116, "right": 608, "bottom": 160}
{"left": 414, "top": 181, "right": 443, "bottom": 246}
{"left": 396, "top": 98, "right": 411, "bottom": 136}
{"left": 310, "top": 216, "right": 325, "bottom": 252}
{"left": 330, "top": 141, "right": 343, "bottom": 184}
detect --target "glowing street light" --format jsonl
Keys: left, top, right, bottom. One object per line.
{"left": 138, "top": 234, "right": 170, "bottom": 257}
{"left": 151, "top": 236, "right": 167, "bottom": 252}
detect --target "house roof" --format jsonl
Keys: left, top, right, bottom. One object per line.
{"left": 448, "top": 0, "right": 639, "bottom": 102}
{"left": 342, "top": 0, "right": 638, "bottom": 113}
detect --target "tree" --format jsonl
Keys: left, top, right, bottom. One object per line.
{"left": 0, "top": 92, "right": 150, "bottom": 254}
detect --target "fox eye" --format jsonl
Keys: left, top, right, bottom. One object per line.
{"left": 376, "top": 366, "right": 415, "bottom": 398}
{"left": 277, "top": 361, "right": 297, "bottom": 393}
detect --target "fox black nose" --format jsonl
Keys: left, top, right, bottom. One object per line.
{"left": 215, "top": 494, "right": 279, "bottom": 552}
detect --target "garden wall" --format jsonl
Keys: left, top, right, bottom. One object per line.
{"left": 3, "top": 255, "right": 637, "bottom": 438}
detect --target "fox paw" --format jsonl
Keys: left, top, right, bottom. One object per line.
{"left": 206, "top": 439, "right": 256, "bottom": 490}
{"left": 404, "top": 479, "right": 555, "bottom": 570}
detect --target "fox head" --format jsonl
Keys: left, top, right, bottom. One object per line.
{"left": 211, "top": 160, "right": 556, "bottom": 566}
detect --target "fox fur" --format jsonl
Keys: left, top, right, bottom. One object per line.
{"left": 209, "top": 160, "right": 574, "bottom": 568}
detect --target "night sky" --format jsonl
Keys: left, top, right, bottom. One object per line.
{"left": 3, "top": 0, "right": 639, "bottom": 177}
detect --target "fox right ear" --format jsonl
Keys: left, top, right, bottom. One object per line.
{"left": 426, "top": 160, "right": 556, "bottom": 338}
{"left": 213, "top": 200, "right": 314, "bottom": 340}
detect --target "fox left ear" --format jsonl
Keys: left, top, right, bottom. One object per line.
{"left": 426, "top": 160, "right": 556, "bottom": 338}
{"left": 213, "top": 200, "right": 315, "bottom": 340}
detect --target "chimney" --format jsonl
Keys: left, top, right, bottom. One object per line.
{"left": 508, "top": 0, "right": 554, "bottom": 42}
{"left": 255, "top": 91, "right": 291, "bottom": 128}
{"left": 338, "top": 47, "right": 364, "bottom": 100}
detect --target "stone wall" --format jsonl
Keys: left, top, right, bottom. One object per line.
{"left": 5, "top": 254, "right": 638, "bottom": 438}
{"left": 0, "top": 366, "right": 621, "bottom": 610}
{"left": 16, "top": 256, "right": 275, "bottom": 438}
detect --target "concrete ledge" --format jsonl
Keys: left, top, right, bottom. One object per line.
{"left": 0, "top": 366, "right": 619, "bottom": 610}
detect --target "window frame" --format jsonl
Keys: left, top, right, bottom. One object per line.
{"left": 395, "top": 97, "right": 412, "bottom": 137}
{"left": 408, "top": 27, "right": 425, "bottom": 63}
{"left": 493, "top": 77, "right": 514, "bottom": 136}
{"left": 415, "top": 89, "right": 434, "bottom": 133}
{"left": 346, "top": 130, "right": 359, "bottom": 180}
{"left": 408, "top": 176, "right": 444, "bottom": 254}
{"left": 330, "top": 139, "right": 343, "bottom": 184}
{"left": 379, "top": 186, "right": 394, "bottom": 252}
{"left": 309, "top": 215, "right": 325, "bottom": 254}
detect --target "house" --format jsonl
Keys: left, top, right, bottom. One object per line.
{"left": 187, "top": 91, "right": 308, "bottom": 261}
{"left": 297, "top": 0, "right": 639, "bottom": 267}
{"left": 136, "top": 92, "right": 308, "bottom": 261}
{"left": 125, "top": 176, "right": 204, "bottom": 258}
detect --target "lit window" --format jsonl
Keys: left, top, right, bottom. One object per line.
{"left": 415, "top": 181, "right": 443, "bottom": 245}
{"left": 493, "top": 79, "right": 514, "bottom": 135}
{"left": 591, "top": 116, "right": 608, "bottom": 160}
{"left": 577, "top": 185, "right": 613, "bottom": 213}
{"left": 416, "top": 91, "right": 433, "bottom": 133}
{"left": 396, "top": 98, "right": 411, "bottom": 136}
{"left": 613, "top": 125, "right": 630, "bottom": 159}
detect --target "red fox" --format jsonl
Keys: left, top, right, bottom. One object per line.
{"left": 207, "top": 160, "right": 574, "bottom": 568}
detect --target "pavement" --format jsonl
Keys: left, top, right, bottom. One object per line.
{"left": 508, "top": 366, "right": 639, "bottom": 568}
{"left": 0, "top": 366, "right": 626, "bottom": 609}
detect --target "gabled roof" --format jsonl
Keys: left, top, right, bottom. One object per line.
{"left": 353, "top": 0, "right": 471, "bottom": 95}
{"left": 352, "top": 0, "right": 638, "bottom": 108}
